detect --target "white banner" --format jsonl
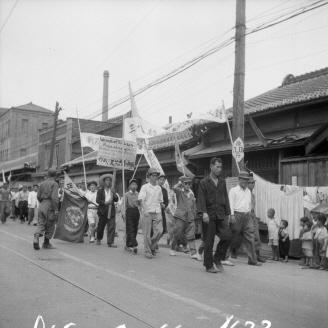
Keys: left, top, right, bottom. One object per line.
{"left": 97, "top": 136, "right": 137, "bottom": 171}
{"left": 80, "top": 132, "right": 100, "bottom": 151}
{"left": 124, "top": 117, "right": 166, "bottom": 142}
{"left": 159, "top": 113, "right": 226, "bottom": 135}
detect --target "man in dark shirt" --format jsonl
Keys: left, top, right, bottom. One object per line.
{"left": 157, "top": 174, "right": 169, "bottom": 234}
{"left": 33, "top": 167, "right": 59, "bottom": 250}
{"left": 197, "top": 157, "right": 232, "bottom": 273}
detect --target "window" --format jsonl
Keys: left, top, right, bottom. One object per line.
{"left": 20, "top": 149, "right": 27, "bottom": 157}
{"left": 22, "top": 119, "right": 28, "bottom": 132}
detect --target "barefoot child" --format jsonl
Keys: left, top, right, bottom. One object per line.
{"left": 278, "top": 220, "right": 290, "bottom": 262}
{"left": 300, "top": 221, "right": 314, "bottom": 268}
{"left": 267, "top": 208, "right": 279, "bottom": 261}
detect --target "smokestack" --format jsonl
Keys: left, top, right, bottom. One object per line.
{"left": 169, "top": 116, "right": 172, "bottom": 124}
{"left": 102, "top": 70, "right": 109, "bottom": 122}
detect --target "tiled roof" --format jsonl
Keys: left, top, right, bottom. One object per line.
{"left": 241, "top": 67, "right": 328, "bottom": 115}
{"left": 12, "top": 102, "right": 53, "bottom": 114}
{"left": 188, "top": 131, "right": 312, "bottom": 159}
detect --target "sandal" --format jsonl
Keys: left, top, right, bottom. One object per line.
{"left": 267, "top": 257, "right": 275, "bottom": 260}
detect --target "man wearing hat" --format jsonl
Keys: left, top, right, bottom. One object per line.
{"left": 138, "top": 168, "right": 164, "bottom": 259}
{"left": 228, "top": 171, "right": 261, "bottom": 266}
{"left": 96, "top": 174, "right": 118, "bottom": 247}
{"left": 170, "top": 176, "right": 198, "bottom": 259}
{"left": 33, "top": 167, "right": 59, "bottom": 250}
{"left": 122, "top": 178, "right": 140, "bottom": 253}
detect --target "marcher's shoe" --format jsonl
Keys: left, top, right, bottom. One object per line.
{"left": 151, "top": 250, "right": 156, "bottom": 257}
{"left": 248, "top": 261, "right": 262, "bottom": 266}
{"left": 175, "top": 246, "right": 183, "bottom": 252}
{"left": 213, "top": 260, "right": 224, "bottom": 272}
{"left": 96, "top": 240, "right": 101, "bottom": 245}
{"left": 89, "top": 237, "right": 95, "bottom": 243}
{"left": 167, "top": 236, "right": 170, "bottom": 245}
{"left": 206, "top": 266, "right": 218, "bottom": 273}
{"left": 42, "top": 243, "right": 56, "bottom": 249}
{"left": 124, "top": 246, "right": 132, "bottom": 252}
{"left": 133, "top": 247, "right": 138, "bottom": 254}
{"left": 231, "top": 249, "right": 237, "bottom": 258}
{"left": 145, "top": 254, "right": 152, "bottom": 259}
{"left": 221, "top": 260, "right": 234, "bottom": 266}
{"left": 33, "top": 242, "right": 40, "bottom": 250}
{"left": 190, "top": 253, "right": 198, "bottom": 260}
{"left": 170, "top": 250, "right": 176, "bottom": 256}
{"left": 108, "top": 244, "right": 118, "bottom": 248}
{"left": 196, "top": 252, "right": 203, "bottom": 261}
{"left": 28, "top": 222, "right": 30, "bottom": 225}
{"left": 33, "top": 223, "right": 37, "bottom": 226}
{"left": 183, "top": 246, "right": 189, "bottom": 253}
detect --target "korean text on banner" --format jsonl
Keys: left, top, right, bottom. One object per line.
{"left": 97, "top": 136, "right": 137, "bottom": 171}
{"left": 80, "top": 132, "right": 101, "bottom": 151}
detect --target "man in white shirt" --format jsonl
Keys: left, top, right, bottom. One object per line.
{"left": 85, "top": 181, "right": 98, "bottom": 243}
{"left": 28, "top": 185, "right": 39, "bottom": 226}
{"left": 229, "top": 171, "right": 261, "bottom": 266}
{"left": 58, "top": 180, "right": 64, "bottom": 212}
{"left": 138, "top": 168, "right": 164, "bottom": 259}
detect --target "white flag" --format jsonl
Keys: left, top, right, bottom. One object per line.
{"left": 129, "top": 82, "right": 141, "bottom": 118}
{"left": 124, "top": 117, "right": 165, "bottom": 142}
{"left": 80, "top": 132, "right": 101, "bottom": 151}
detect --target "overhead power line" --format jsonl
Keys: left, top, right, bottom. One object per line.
{"left": 0, "top": 0, "right": 19, "bottom": 34}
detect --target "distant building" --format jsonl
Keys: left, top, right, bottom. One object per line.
{"left": 0, "top": 102, "right": 54, "bottom": 186}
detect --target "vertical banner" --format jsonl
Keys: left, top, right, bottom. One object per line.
{"left": 96, "top": 136, "right": 137, "bottom": 171}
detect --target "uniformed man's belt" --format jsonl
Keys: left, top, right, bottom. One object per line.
{"left": 88, "top": 207, "right": 98, "bottom": 210}
{"left": 234, "top": 211, "right": 250, "bottom": 215}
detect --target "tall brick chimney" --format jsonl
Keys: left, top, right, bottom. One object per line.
{"left": 102, "top": 70, "right": 109, "bottom": 122}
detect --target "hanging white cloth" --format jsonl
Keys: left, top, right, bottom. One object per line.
{"left": 305, "top": 187, "right": 318, "bottom": 203}
{"left": 253, "top": 174, "right": 303, "bottom": 240}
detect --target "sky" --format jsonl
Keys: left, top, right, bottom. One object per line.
{"left": 0, "top": 0, "right": 328, "bottom": 126}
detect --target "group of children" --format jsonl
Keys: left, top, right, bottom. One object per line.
{"left": 267, "top": 208, "right": 328, "bottom": 270}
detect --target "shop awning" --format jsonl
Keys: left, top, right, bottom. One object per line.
{"left": 0, "top": 152, "right": 38, "bottom": 173}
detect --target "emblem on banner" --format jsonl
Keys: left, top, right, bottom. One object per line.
{"left": 64, "top": 206, "right": 85, "bottom": 232}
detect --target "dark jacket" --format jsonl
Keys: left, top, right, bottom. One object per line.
{"left": 160, "top": 186, "right": 169, "bottom": 210}
{"left": 96, "top": 188, "right": 119, "bottom": 219}
{"left": 197, "top": 176, "right": 231, "bottom": 219}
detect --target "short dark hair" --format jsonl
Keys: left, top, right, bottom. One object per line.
{"left": 210, "top": 157, "right": 223, "bottom": 166}
{"left": 300, "top": 216, "right": 310, "bottom": 223}
{"left": 317, "top": 214, "right": 327, "bottom": 225}
{"left": 33, "top": 184, "right": 39, "bottom": 188}
{"left": 304, "top": 221, "right": 313, "bottom": 229}
{"left": 88, "top": 181, "right": 98, "bottom": 187}
{"left": 268, "top": 208, "right": 275, "bottom": 216}
{"left": 281, "top": 219, "right": 288, "bottom": 228}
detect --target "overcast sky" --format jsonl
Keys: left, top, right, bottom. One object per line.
{"left": 0, "top": 0, "right": 327, "bottom": 125}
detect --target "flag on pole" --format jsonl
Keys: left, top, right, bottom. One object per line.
{"left": 64, "top": 172, "right": 85, "bottom": 198}
{"left": 249, "top": 116, "right": 268, "bottom": 147}
{"left": 53, "top": 191, "right": 88, "bottom": 243}
{"left": 80, "top": 132, "right": 101, "bottom": 151}
{"left": 2, "top": 169, "right": 5, "bottom": 183}
{"left": 129, "top": 82, "right": 141, "bottom": 118}
{"left": 174, "top": 135, "right": 195, "bottom": 178}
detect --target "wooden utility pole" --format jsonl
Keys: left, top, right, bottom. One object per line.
{"left": 48, "top": 102, "right": 62, "bottom": 169}
{"left": 232, "top": 0, "right": 246, "bottom": 176}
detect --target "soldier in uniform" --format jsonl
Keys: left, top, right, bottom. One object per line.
{"left": 33, "top": 168, "right": 59, "bottom": 250}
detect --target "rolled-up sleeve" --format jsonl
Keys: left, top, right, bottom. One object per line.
{"left": 138, "top": 185, "right": 146, "bottom": 201}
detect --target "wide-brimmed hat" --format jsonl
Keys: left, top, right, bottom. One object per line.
{"left": 99, "top": 174, "right": 113, "bottom": 186}
{"left": 247, "top": 175, "right": 256, "bottom": 183}
{"left": 158, "top": 174, "right": 166, "bottom": 180}
{"left": 179, "top": 175, "right": 193, "bottom": 183}
{"left": 147, "top": 168, "right": 160, "bottom": 177}
{"left": 238, "top": 171, "right": 250, "bottom": 180}
{"left": 129, "top": 178, "right": 138, "bottom": 185}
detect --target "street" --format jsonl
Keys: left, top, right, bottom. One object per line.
{"left": 0, "top": 221, "right": 327, "bottom": 328}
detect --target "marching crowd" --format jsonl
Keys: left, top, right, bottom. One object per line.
{"left": 1, "top": 157, "right": 328, "bottom": 273}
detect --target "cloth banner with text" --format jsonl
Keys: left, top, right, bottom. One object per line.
{"left": 53, "top": 191, "right": 88, "bottom": 243}
{"left": 97, "top": 136, "right": 137, "bottom": 171}
{"left": 64, "top": 172, "right": 85, "bottom": 198}
{"left": 80, "top": 132, "right": 101, "bottom": 151}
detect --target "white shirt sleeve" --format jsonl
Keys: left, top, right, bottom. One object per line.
{"left": 138, "top": 185, "right": 146, "bottom": 201}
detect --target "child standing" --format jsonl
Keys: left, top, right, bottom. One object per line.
{"left": 278, "top": 220, "right": 290, "bottom": 262}
{"left": 299, "top": 217, "right": 310, "bottom": 265}
{"left": 300, "top": 221, "right": 314, "bottom": 268}
{"left": 267, "top": 208, "right": 280, "bottom": 261}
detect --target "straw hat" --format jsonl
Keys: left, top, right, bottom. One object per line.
{"left": 99, "top": 174, "right": 113, "bottom": 186}
{"left": 238, "top": 171, "right": 250, "bottom": 180}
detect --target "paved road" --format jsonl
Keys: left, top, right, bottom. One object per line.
{"left": 0, "top": 220, "right": 327, "bottom": 328}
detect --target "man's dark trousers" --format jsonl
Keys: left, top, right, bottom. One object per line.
{"left": 97, "top": 214, "right": 115, "bottom": 245}
{"left": 203, "top": 207, "right": 232, "bottom": 269}
{"left": 126, "top": 208, "right": 140, "bottom": 247}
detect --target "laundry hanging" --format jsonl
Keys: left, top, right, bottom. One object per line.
{"left": 253, "top": 173, "right": 304, "bottom": 240}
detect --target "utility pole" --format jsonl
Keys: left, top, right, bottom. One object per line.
{"left": 48, "top": 102, "right": 62, "bottom": 169}
{"left": 232, "top": 0, "right": 246, "bottom": 176}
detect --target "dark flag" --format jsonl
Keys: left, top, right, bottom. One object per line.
{"left": 249, "top": 116, "right": 268, "bottom": 147}
{"left": 54, "top": 191, "right": 88, "bottom": 243}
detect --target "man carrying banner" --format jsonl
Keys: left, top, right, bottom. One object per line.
{"left": 85, "top": 181, "right": 99, "bottom": 243}
{"left": 96, "top": 174, "right": 118, "bottom": 247}
{"left": 33, "top": 168, "right": 59, "bottom": 250}
{"left": 138, "top": 168, "right": 164, "bottom": 259}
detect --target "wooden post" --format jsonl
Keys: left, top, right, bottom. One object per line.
{"left": 48, "top": 102, "right": 60, "bottom": 169}
{"left": 232, "top": 0, "right": 246, "bottom": 176}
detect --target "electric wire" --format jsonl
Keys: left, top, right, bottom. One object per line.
{"left": 0, "top": 0, "right": 19, "bottom": 34}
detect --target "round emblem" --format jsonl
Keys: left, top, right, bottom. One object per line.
{"left": 64, "top": 206, "right": 84, "bottom": 232}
